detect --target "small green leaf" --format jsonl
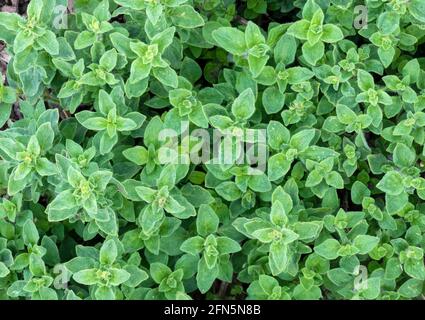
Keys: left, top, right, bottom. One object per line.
{"left": 314, "top": 239, "right": 341, "bottom": 260}
{"left": 377, "top": 171, "right": 404, "bottom": 195}
{"left": 231, "top": 88, "right": 256, "bottom": 121}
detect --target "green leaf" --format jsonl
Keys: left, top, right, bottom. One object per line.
{"left": 146, "top": 4, "right": 163, "bottom": 24}
{"left": 404, "top": 259, "right": 425, "bottom": 280}
{"left": 36, "top": 30, "right": 59, "bottom": 55}
{"left": 321, "top": 24, "right": 344, "bottom": 43}
{"left": 180, "top": 236, "right": 205, "bottom": 255}
{"left": 398, "top": 279, "right": 424, "bottom": 298}
{"left": 409, "top": 0, "right": 425, "bottom": 23}
{"left": 153, "top": 65, "right": 178, "bottom": 88}
{"left": 353, "top": 235, "right": 379, "bottom": 254}
{"left": 99, "top": 49, "right": 118, "bottom": 72}
{"left": 0, "top": 262, "right": 10, "bottom": 278}
{"left": 302, "top": 41, "right": 324, "bottom": 66}
{"left": 0, "top": 138, "right": 24, "bottom": 159}
{"left": 14, "top": 30, "right": 34, "bottom": 53}
{"left": 248, "top": 54, "right": 268, "bottom": 78}
{"left": 157, "top": 165, "right": 177, "bottom": 190}
{"left": 336, "top": 104, "right": 357, "bottom": 125}
{"left": 8, "top": 170, "right": 30, "bottom": 195}
{"left": 130, "top": 58, "right": 152, "bottom": 83}
{"left": 267, "top": 121, "right": 290, "bottom": 149}
{"left": 35, "top": 158, "right": 57, "bottom": 176}
{"left": 274, "top": 33, "right": 297, "bottom": 65}
{"left": 377, "top": 171, "right": 404, "bottom": 195}
{"left": 314, "top": 239, "right": 341, "bottom": 260}
{"left": 95, "top": 286, "right": 115, "bottom": 300}
{"left": 262, "top": 86, "right": 285, "bottom": 114}
{"left": 35, "top": 122, "right": 55, "bottom": 152}
{"left": 169, "top": 5, "right": 205, "bottom": 28}
{"left": 135, "top": 186, "right": 157, "bottom": 203}
{"left": 290, "top": 129, "right": 316, "bottom": 152}
{"left": 287, "top": 20, "right": 310, "bottom": 40}
{"left": 116, "top": 117, "right": 137, "bottom": 131}
{"left": 216, "top": 237, "right": 241, "bottom": 255}
{"left": 268, "top": 153, "right": 291, "bottom": 181}
{"left": 150, "top": 262, "right": 171, "bottom": 283}
{"left": 196, "top": 204, "right": 219, "bottom": 237}
{"left": 212, "top": 27, "right": 247, "bottom": 56}
{"left": 109, "top": 268, "right": 131, "bottom": 286}
{"left": 325, "top": 171, "right": 344, "bottom": 189}
{"left": 286, "top": 67, "right": 315, "bottom": 83}
{"left": 378, "top": 47, "right": 395, "bottom": 68}
{"left": 377, "top": 12, "right": 400, "bottom": 35}
{"left": 73, "top": 269, "right": 98, "bottom": 285}
{"left": 29, "top": 254, "right": 46, "bottom": 276}
{"left": 151, "top": 27, "right": 175, "bottom": 53}
{"left": 123, "top": 265, "right": 149, "bottom": 287}
{"left": 269, "top": 240, "right": 289, "bottom": 274}
{"left": 0, "top": 104, "right": 11, "bottom": 128}
{"left": 250, "top": 228, "right": 276, "bottom": 243}
{"left": 272, "top": 186, "right": 293, "bottom": 214}
{"left": 196, "top": 257, "right": 218, "bottom": 293}
{"left": 79, "top": 116, "right": 108, "bottom": 131}
{"left": 100, "top": 239, "right": 118, "bottom": 265}
{"left": 22, "top": 220, "right": 39, "bottom": 246}
{"left": 123, "top": 146, "right": 148, "bottom": 165}
{"left": 0, "top": 12, "right": 24, "bottom": 31}
{"left": 248, "top": 173, "right": 272, "bottom": 192}
{"left": 74, "top": 31, "right": 96, "bottom": 50}
{"left": 270, "top": 200, "right": 288, "bottom": 227}
{"left": 393, "top": 143, "right": 415, "bottom": 168}
{"left": 293, "top": 222, "right": 322, "bottom": 240}
{"left": 162, "top": 195, "right": 183, "bottom": 215}
{"left": 357, "top": 70, "right": 375, "bottom": 91}
{"left": 351, "top": 181, "right": 370, "bottom": 205}
{"left": 231, "top": 88, "right": 256, "bottom": 121}
{"left": 100, "top": 132, "right": 118, "bottom": 154}
{"left": 14, "top": 163, "right": 32, "bottom": 181}
{"left": 305, "top": 170, "right": 323, "bottom": 187}
{"left": 215, "top": 181, "right": 242, "bottom": 201}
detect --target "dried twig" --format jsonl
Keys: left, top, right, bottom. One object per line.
{"left": 234, "top": 15, "right": 248, "bottom": 25}
{"left": 67, "top": 0, "right": 74, "bottom": 13}
{"left": 1, "top": 5, "right": 16, "bottom": 12}
{"left": 217, "top": 281, "right": 229, "bottom": 298}
{"left": 13, "top": 101, "right": 22, "bottom": 120}
{"left": 44, "top": 92, "right": 71, "bottom": 120}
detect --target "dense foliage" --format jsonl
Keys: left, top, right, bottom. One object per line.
{"left": 1, "top": 0, "right": 425, "bottom": 300}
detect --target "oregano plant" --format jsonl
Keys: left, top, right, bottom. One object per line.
{"left": 0, "top": 0, "right": 425, "bottom": 300}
